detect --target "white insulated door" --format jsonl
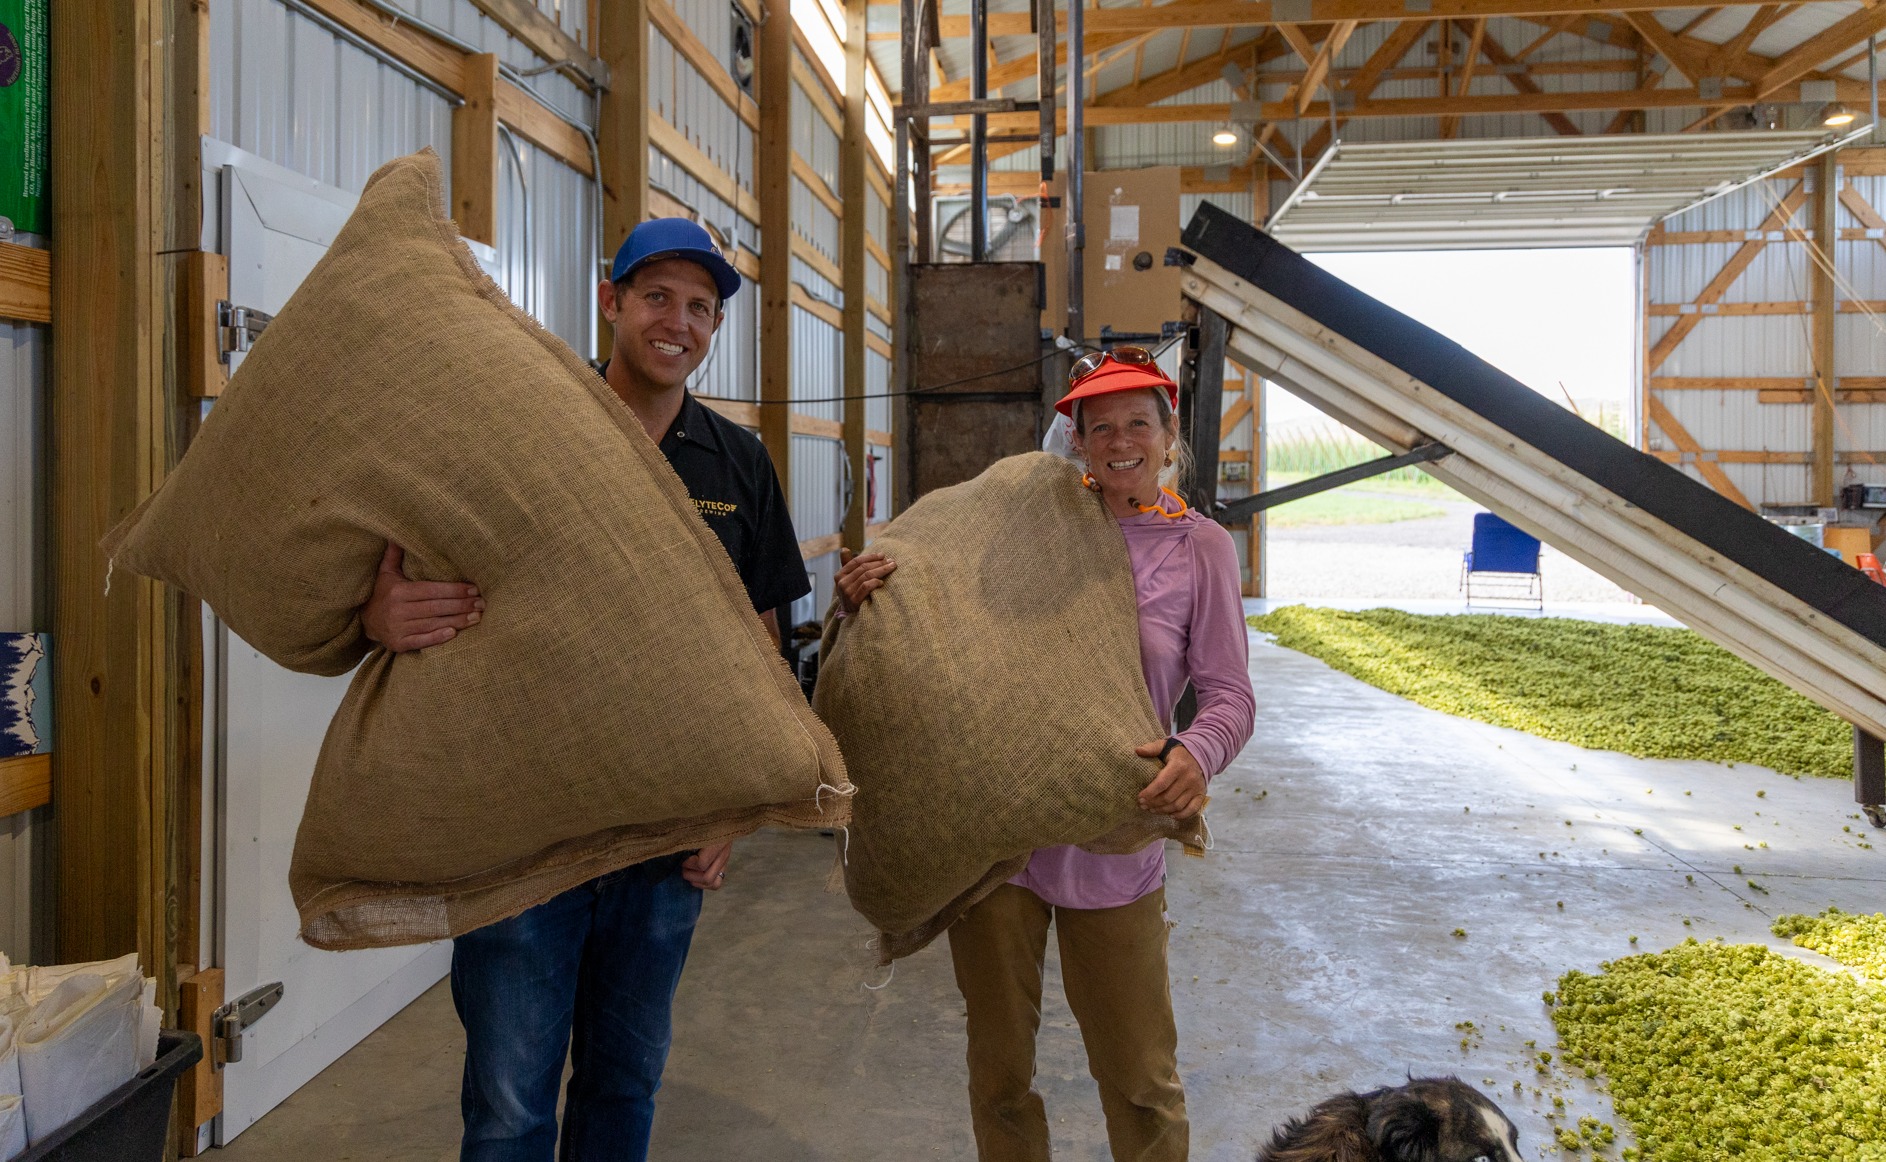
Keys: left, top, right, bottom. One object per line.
{"left": 206, "top": 152, "right": 453, "bottom": 1145}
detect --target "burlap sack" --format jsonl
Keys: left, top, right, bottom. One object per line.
{"left": 101, "top": 149, "right": 848, "bottom": 950}
{"left": 813, "top": 452, "right": 1202, "bottom": 961}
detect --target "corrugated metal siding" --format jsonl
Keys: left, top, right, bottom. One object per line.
{"left": 694, "top": 286, "right": 760, "bottom": 402}
{"left": 1648, "top": 163, "right": 1886, "bottom": 505}
{"left": 793, "top": 73, "right": 842, "bottom": 193}
{"left": 791, "top": 178, "right": 842, "bottom": 266}
{"left": 212, "top": 0, "right": 601, "bottom": 352}
{"left": 651, "top": 28, "right": 755, "bottom": 196}
{"left": 496, "top": 131, "right": 599, "bottom": 346}
{"left": 212, "top": 0, "right": 458, "bottom": 194}
{"left": 0, "top": 292, "right": 49, "bottom": 965}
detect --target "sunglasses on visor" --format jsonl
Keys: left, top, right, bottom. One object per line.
{"left": 1068, "top": 345, "right": 1157, "bottom": 386}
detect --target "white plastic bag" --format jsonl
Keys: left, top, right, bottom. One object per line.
{"left": 18, "top": 973, "right": 141, "bottom": 1144}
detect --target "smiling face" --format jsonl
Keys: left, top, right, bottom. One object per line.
{"left": 598, "top": 257, "right": 724, "bottom": 394}
{"left": 1070, "top": 388, "right": 1177, "bottom": 514}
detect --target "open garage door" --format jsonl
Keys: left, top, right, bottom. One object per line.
{"left": 1178, "top": 202, "right": 1886, "bottom": 755}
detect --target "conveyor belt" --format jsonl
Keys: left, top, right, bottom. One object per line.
{"left": 1179, "top": 202, "right": 1886, "bottom": 743}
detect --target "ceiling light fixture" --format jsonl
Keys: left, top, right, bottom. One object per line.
{"left": 1822, "top": 101, "right": 1856, "bottom": 127}
{"left": 1212, "top": 125, "right": 1240, "bottom": 146}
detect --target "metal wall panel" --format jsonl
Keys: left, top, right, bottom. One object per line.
{"left": 0, "top": 298, "right": 49, "bottom": 965}
{"left": 650, "top": 146, "right": 756, "bottom": 252}
{"left": 791, "top": 305, "right": 843, "bottom": 423}
{"left": 214, "top": 1, "right": 599, "bottom": 351}
{"left": 693, "top": 282, "right": 760, "bottom": 402}
{"left": 791, "top": 178, "right": 842, "bottom": 265}
{"left": 495, "top": 131, "right": 599, "bottom": 349}
{"left": 792, "top": 74, "right": 842, "bottom": 192}
{"left": 651, "top": 29, "right": 754, "bottom": 196}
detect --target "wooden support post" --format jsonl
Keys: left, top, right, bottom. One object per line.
{"left": 452, "top": 54, "right": 501, "bottom": 247}
{"left": 599, "top": 0, "right": 651, "bottom": 358}
{"left": 175, "top": 967, "right": 224, "bottom": 1156}
{"left": 758, "top": 0, "right": 794, "bottom": 490}
{"left": 1811, "top": 152, "right": 1838, "bottom": 507}
{"left": 842, "top": 0, "right": 869, "bottom": 549}
{"left": 1184, "top": 309, "right": 1228, "bottom": 513}
{"left": 50, "top": 0, "right": 203, "bottom": 1011}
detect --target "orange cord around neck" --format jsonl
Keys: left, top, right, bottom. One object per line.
{"left": 1134, "top": 487, "right": 1190, "bottom": 519}
{"left": 1083, "top": 474, "right": 1189, "bottom": 518}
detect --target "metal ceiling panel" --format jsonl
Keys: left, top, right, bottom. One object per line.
{"left": 1267, "top": 128, "right": 1869, "bottom": 251}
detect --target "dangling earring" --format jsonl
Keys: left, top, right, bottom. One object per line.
{"left": 1163, "top": 452, "right": 1173, "bottom": 467}
{"left": 1081, "top": 471, "right": 1102, "bottom": 492}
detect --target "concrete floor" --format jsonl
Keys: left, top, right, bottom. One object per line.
{"left": 214, "top": 628, "right": 1886, "bottom": 1161}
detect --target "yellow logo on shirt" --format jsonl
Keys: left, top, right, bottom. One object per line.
{"left": 693, "top": 499, "right": 738, "bottom": 518}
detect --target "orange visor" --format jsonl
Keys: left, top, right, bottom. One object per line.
{"left": 1054, "top": 360, "right": 1180, "bottom": 418}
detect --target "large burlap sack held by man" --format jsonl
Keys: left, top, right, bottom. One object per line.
{"left": 100, "top": 149, "right": 848, "bottom": 950}
{"left": 814, "top": 452, "right": 1203, "bottom": 962}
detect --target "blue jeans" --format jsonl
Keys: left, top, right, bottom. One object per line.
{"left": 451, "top": 853, "right": 703, "bottom": 1162}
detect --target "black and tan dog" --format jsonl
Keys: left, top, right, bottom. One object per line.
{"left": 1257, "top": 1076, "right": 1523, "bottom": 1162}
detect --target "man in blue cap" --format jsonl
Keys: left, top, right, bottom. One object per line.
{"left": 358, "top": 218, "right": 809, "bottom": 1161}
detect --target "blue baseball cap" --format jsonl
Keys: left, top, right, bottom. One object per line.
{"left": 610, "top": 218, "right": 743, "bottom": 301}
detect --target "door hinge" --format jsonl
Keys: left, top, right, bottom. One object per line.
{"left": 211, "top": 981, "right": 284, "bottom": 1068}
{"left": 217, "top": 301, "right": 274, "bottom": 363}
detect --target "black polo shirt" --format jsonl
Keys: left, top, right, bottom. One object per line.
{"left": 600, "top": 366, "right": 809, "bottom": 613}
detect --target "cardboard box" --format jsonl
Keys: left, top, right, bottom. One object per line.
{"left": 1041, "top": 167, "right": 1184, "bottom": 339}
{"left": 1825, "top": 524, "right": 1877, "bottom": 567}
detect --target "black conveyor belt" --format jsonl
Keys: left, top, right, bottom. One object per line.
{"left": 1181, "top": 201, "right": 1886, "bottom": 653}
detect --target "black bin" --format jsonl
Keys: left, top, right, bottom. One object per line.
{"left": 18, "top": 1031, "right": 203, "bottom": 1162}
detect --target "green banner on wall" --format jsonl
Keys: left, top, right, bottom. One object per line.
{"left": 0, "top": 0, "right": 46, "bottom": 237}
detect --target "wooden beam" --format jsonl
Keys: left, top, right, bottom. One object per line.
{"left": 463, "top": 0, "right": 610, "bottom": 88}
{"left": 599, "top": 0, "right": 650, "bottom": 358}
{"left": 790, "top": 284, "right": 845, "bottom": 329}
{"left": 1756, "top": 4, "right": 1886, "bottom": 100}
{"left": 51, "top": 0, "right": 200, "bottom": 1007}
{"left": 1758, "top": 389, "right": 1886, "bottom": 405}
{"left": 650, "top": 118, "right": 762, "bottom": 224}
{"left": 182, "top": 252, "right": 229, "bottom": 399}
{"left": 0, "top": 755, "right": 50, "bottom": 819}
{"left": 452, "top": 54, "right": 501, "bottom": 246}
{"left": 1440, "top": 19, "right": 1487, "bottom": 138}
{"left": 296, "top": 0, "right": 472, "bottom": 92}
{"left": 1645, "top": 300, "right": 1886, "bottom": 316}
{"left": 1645, "top": 395, "right": 1754, "bottom": 509}
{"left": 1646, "top": 184, "right": 1804, "bottom": 371}
{"left": 1622, "top": 11, "right": 1701, "bottom": 85}
{"left": 967, "top": 78, "right": 1848, "bottom": 131}
{"left": 1296, "top": 20, "right": 1358, "bottom": 116}
{"left": 1071, "top": 0, "right": 1779, "bottom": 34}
{"left": 843, "top": 0, "right": 870, "bottom": 549}
{"left": 175, "top": 968, "right": 224, "bottom": 1156}
{"left": 0, "top": 242, "right": 51, "bottom": 324}
{"left": 492, "top": 82, "right": 595, "bottom": 176}
{"left": 790, "top": 234, "right": 845, "bottom": 294}
{"left": 698, "top": 396, "right": 762, "bottom": 427}
{"left": 793, "top": 153, "right": 844, "bottom": 218}
{"left": 800, "top": 532, "right": 844, "bottom": 559}
{"left": 1810, "top": 151, "right": 1836, "bottom": 507}
{"left": 760, "top": 0, "right": 794, "bottom": 494}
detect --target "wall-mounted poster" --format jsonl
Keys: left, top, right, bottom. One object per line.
{"left": 0, "top": 0, "right": 47, "bottom": 237}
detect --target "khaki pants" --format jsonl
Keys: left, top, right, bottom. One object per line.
{"left": 946, "top": 883, "right": 1187, "bottom": 1162}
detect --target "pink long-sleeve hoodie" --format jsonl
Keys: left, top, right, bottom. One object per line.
{"left": 1007, "top": 507, "right": 1258, "bottom": 911}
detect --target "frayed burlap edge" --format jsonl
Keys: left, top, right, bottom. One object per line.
{"left": 298, "top": 794, "right": 846, "bottom": 950}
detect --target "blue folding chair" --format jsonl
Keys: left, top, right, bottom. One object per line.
{"left": 1461, "top": 512, "right": 1543, "bottom": 610}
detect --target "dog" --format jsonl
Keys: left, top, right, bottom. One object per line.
{"left": 1257, "top": 1076, "right": 1523, "bottom": 1162}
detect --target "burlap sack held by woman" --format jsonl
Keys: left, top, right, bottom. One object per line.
{"left": 813, "top": 452, "right": 1204, "bottom": 962}
{"left": 99, "top": 149, "right": 849, "bottom": 951}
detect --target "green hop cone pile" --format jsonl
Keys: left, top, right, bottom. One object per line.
{"left": 1247, "top": 607, "right": 1850, "bottom": 778}
{"left": 1548, "top": 938, "right": 1886, "bottom": 1161}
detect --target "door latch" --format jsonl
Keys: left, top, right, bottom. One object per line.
{"left": 217, "top": 301, "right": 274, "bottom": 363}
{"left": 211, "top": 981, "right": 284, "bottom": 1068}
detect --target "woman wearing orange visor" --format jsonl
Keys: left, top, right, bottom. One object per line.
{"left": 836, "top": 348, "right": 1256, "bottom": 1162}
